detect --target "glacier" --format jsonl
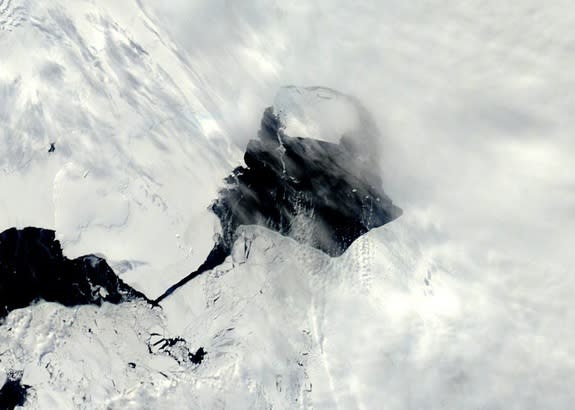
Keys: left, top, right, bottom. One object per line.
{"left": 1, "top": 0, "right": 574, "bottom": 409}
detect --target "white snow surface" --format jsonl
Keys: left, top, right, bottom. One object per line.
{"left": 0, "top": 0, "right": 241, "bottom": 298}
{"left": 1, "top": 0, "right": 575, "bottom": 409}
{"left": 2, "top": 219, "right": 573, "bottom": 409}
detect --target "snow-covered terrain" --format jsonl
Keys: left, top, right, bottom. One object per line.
{"left": 3, "top": 216, "right": 572, "bottom": 409}
{"left": 1, "top": 0, "right": 575, "bottom": 409}
{"left": 0, "top": 0, "right": 243, "bottom": 299}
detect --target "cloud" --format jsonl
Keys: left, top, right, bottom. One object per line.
{"left": 151, "top": 0, "right": 574, "bottom": 259}
{"left": 149, "top": 0, "right": 575, "bottom": 406}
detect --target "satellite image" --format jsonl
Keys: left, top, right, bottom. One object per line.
{"left": 0, "top": 0, "right": 573, "bottom": 408}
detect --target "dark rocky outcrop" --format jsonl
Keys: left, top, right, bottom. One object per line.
{"left": 154, "top": 107, "right": 401, "bottom": 303}
{"left": 147, "top": 334, "right": 206, "bottom": 366}
{"left": 212, "top": 107, "right": 402, "bottom": 257}
{"left": 0, "top": 371, "right": 30, "bottom": 410}
{"left": 0, "top": 227, "right": 150, "bottom": 319}
{"left": 189, "top": 347, "right": 207, "bottom": 365}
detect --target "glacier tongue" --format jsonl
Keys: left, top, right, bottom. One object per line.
{"left": 2, "top": 0, "right": 572, "bottom": 409}
{"left": 0, "top": 216, "right": 435, "bottom": 409}
{"left": 153, "top": 100, "right": 401, "bottom": 303}
{"left": 1, "top": 213, "right": 571, "bottom": 409}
